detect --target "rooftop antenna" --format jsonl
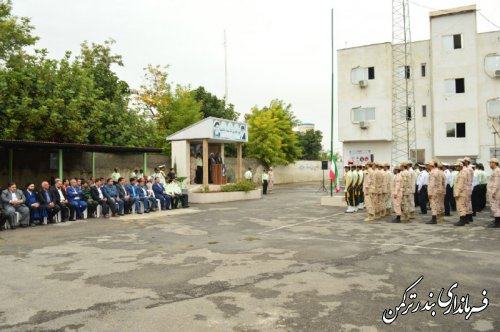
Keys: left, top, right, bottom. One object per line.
{"left": 391, "top": 0, "right": 417, "bottom": 165}
{"left": 224, "top": 29, "right": 228, "bottom": 100}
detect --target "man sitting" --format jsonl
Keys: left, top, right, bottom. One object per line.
{"left": 1, "top": 182, "right": 30, "bottom": 228}
{"left": 126, "top": 177, "right": 142, "bottom": 213}
{"left": 103, "top": 178, "right": 123, "bottom": 216}
{"left": 137, "top": 178, "right": 157, "bottom": 213}
{"left": 152, "top": 176, "right": 171, "bottom": 210}
{"left": 90, "top": 178, "right": 117, "bottom": 218}
{"left": 172, "top": 179, "right": 189, "bottom": 208}
{"left": 81, "top": 181, "right": 98, "bottom": 218}
{"left": 51, "top": 179, "right": 74, "bottom": 222}
{"left": 38, "top": 181, "right": 60, "bottom": 223}
{"left": 117, "top": 177, "right": 135, "bottom": 214}
{"left": 24, "top": 183, "right": 47, "bottom": 225}
{"left": 67, "top": 179, "right": 88, "bottom": 220}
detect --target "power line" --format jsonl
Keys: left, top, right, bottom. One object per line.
{"left": 478, "top": 11, "right": 500, "bottom": 29}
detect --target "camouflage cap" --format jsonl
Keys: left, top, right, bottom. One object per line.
{"left": 454, "top": 161, "right": 464, "bottom": 167}
{"left": 383, "top": 162, "right": 390, "bottom": 167}
{"left": 489, "top": 158, "right": 499, "bottom": 164}
{"left": 463, "top": 157, "right": 471, "bottom": 162}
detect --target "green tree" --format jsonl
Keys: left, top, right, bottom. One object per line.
{"left": 297, "top": 129, "right": 323, "bottom": 160}
{"left": 246, "top": 99, "right": 302, "bottom": 168}
{"left": 0, "top": 0, "right": 38, "bottom": 60}
{"left": 192, "top": 86, "right": 239, "bottom": 121}
{"left": 133, "top": 65, "right": 202, "bottom": 152}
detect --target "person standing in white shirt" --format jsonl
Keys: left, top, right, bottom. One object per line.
{"left": 262, "top": 170, "right": 269, "bottom": 195}
{"left": 443, "top": 164, "right": 453, "bottom": 216}
{"left": 417, "top": 165, "right": 429, "bottom": 215}
{"left": 244, "top": 168, "right": 253, "bottom": 181}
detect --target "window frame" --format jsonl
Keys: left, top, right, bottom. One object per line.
{"left": 351, "top": 107, "right": 376, "bottom": 124}
{"left": 446, "top": 122, "right": 466, "bottom": 138}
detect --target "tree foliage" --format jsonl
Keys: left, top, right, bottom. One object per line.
{"left": 245, "top": 100, "right": 302, "bottom": 168}
{"left": 133, "top": 65, "right": 202, "bottom": 152}
{"left": 297, "top": 129, "right": 323, "bottom": 160}
{"left": 192, "top": 86, "right": 239, "bottom": 121}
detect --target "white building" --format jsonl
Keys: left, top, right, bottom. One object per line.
{"left": 338, "top": 5, "right": 500, "bottom": 167}
{"left": 297, "top": 122, "right": 315, "bottom": 133}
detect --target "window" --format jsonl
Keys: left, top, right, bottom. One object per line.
{"left": 421, "top": 63, "right": 426, "bottom": 77}
{"left": 484, "top": 54, "right": 500, "bottom": 78}
{"left": 422, "top": 105, "right": 427, "bottom": 117}
{"left": 351, "top": 66, "right": 375, "bottom": 83}
{"left": 411, "top": 149, "right": 425, "bottom": 164}
{"left": 443, "top": 34, "right": 463, "bottom": 50}
{"left": 446, "top": 123, "right": 466, "bottom": 138}
{"left": 406, "top": 107, "right": 412, "bottom": 121}
{"left": 398, "top": 66, "right": 411, "bottom": 79}
{"left": 445, "top": 78, "right": 465, "bottom": 94}
{"left": 351, "top": 107, "right": 375, "bottom": 123}
{"left": 368, "top": 67, "right": 375, "bottom": 80}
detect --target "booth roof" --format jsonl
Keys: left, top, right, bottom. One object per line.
{"left": 167, "top": 117, "right": 247, "bottom": 143}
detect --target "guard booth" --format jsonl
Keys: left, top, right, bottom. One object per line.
{"left": 167, "top": 117, "right": 248, "bottom": 186}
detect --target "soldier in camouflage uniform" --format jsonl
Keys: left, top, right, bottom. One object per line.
{"left": 487, "top": 158, "right": 500, "bottom": 228}
{"left": 363, "top": 162, "right": 375, "bottom": 222}
{"left": 426, "top": 161, "right": 442, "bottom": 224}
{"left": 463, "top": 157, "right": 474, "bottom": 223}
{"left": 453, "top": 160, "right": 469, "bottom": 226}
{"left": 392, "top": 165, "right": 403, "bottom": 223}
{"left": 384, "top": 162, "right": 393, "bottom": 216}
{"left": 378, "top": 163, "right": 388, "bottom": 218}
{"left": 400, "top": 162, "right": 411, "bottom": 221}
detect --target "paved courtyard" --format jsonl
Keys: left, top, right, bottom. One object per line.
{"left": 0, "top": 182, "right": 499, "bottom": 331}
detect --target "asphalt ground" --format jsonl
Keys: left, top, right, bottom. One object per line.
{"left": 0, "top": 182, "right": 499, "bottom": 332}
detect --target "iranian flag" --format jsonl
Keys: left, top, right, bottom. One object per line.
{"left": 329, "top": 155, "right": 340, "bottom": 192}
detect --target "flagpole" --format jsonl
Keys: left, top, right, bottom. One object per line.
{"left": 330, "top": 8, "right": 334, "bottom": 197}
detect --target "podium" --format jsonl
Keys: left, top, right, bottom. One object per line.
{"left": 212, "top": 164, "right": 227, "bottom": 185}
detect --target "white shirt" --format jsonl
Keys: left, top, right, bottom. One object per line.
{"left": 417, "top": 170, "right": 429, "bottom": 191}
{"left": 97, "top": 186, "right": 104, "bottom": 199}
{"left": 11, "top": 191, "right": 18, "bottom": 200}
{"left": 244, "top": 171, "right": 252, "bottom": 180}
{"left": 262, "top": 173, "right": 269, "bottom": 182}
{"left": 57, "top": 188, "right": 66, "bottom": 201}
{"left": 472, "top": 170, "right": 478, "bottom": 188}
{"left": 444, "top": 169, "right": 452, "bottom": 187}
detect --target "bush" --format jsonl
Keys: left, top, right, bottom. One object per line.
{"left": 220, "top": 180, "right": 257, "bottom": 192}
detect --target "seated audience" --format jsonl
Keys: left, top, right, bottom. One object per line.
{"left": 81, "top": 181, "right": 98, "bottom": 217}
{"left": 167, "top": 168, "right": 177, "bottom": 182}
{"left": 152, "top": 177, "right": 171, "bottom": 210}
{"left": 117, "top": 177, "right": 135, "bottom": 214}
{"left": 38, "top": 181, "right": 60, "bottom": 223}
{"left": 1, "top": 182, "right": 30, "bottom": 228}
{"left": 51, "top": 179, "right": 73, "bottom": 222}
{"left": 172, "top": 179, "right": 189, "bottom": 208}
{"left": 104, "top": 178, "right": 123, "bottom": 216}
{"left": 24, "top": 183, "right": 47, "bottom": 225}
{"left": 90, "top": 178, "right": 117, "bottom": 218}
{"left": 67, "top": 179, "right": 87, "bottom": 220}
{"left": 137, "top": 178, "right": 157, "bottom": 213}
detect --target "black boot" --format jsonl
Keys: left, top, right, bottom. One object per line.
{"left": 454, "top": 216, "right": 466, "bottom": 226}
{"left": 392, "top": 215, "right": 401, "bottom": 223}
{"left": 426, "top": 216, "right": 437, "bottom": 224}
{"left": 488, "top": 217, "right": 500, "bottom": 228}
{"left": 468, "top": 214, "right": 473, "bottom": 222}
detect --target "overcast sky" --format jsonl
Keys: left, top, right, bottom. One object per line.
{"left": 13, "top": 0, "right": 500, "bottom": 152}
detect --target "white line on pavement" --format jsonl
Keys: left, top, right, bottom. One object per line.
{"left": 257, "top": 213, "right": 344, "bottom": 235}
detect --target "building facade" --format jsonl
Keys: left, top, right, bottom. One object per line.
{"left": 298, "top": 123, "right": 315, "bottom": 133}
{"left": 338, "top": 5, "right": 500, "bottom": 168}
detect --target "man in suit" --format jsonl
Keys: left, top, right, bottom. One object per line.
{"left": 1, "top": 182, "right": 30, "bottom": 228}
{"left": 137, "top": 178, "right": 155, "bottom": 213}
{"left": 103, "top": 178, "right": 122, "bottom": 216}
{"left": 51, "top": 178, "right": 73, "bottom": 222}
{"left": 38, "top": 181, "right": 60, "bottom": 223}
{"left": 152, "top": 176, "right": 171, "bottom": 210}
{"left": 117, "top": 177, "right": 135, "bottom": 214}
{"left": 67, "top": 179, "right": 87, "bottom": 220}
{"left": 126, "top": 177, "right": 141, "bottom": 213}
{"left": 90, "top": 178, "right": 117, "bottom": 218}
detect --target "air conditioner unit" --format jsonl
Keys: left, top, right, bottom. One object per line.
{"left": 359, "top": 121, "right": 369, "bottom": 129}
{"left": 358, "top": 80, "right": 368, "bottom": 88}
{"left": 495, "top": 70, "right": 500, "bottom": 77}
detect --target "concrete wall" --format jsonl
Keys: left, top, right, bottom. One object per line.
{"left": 0, "top": 147, "right": 168, "bottom": 186}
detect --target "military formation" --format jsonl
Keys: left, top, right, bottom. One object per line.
{"left": 342, "top": 157, "right": 500, "bottom": 228}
